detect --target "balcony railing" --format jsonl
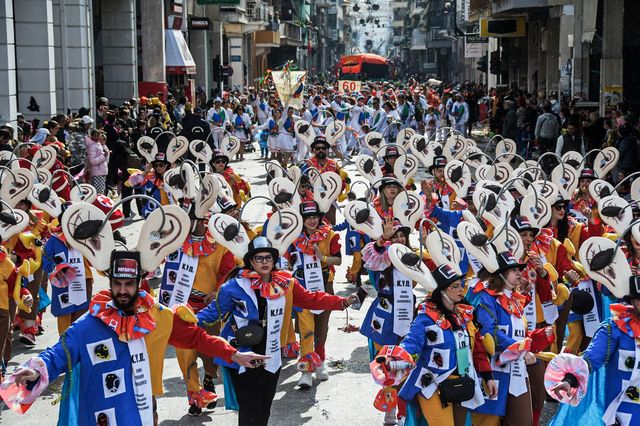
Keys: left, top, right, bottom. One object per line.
{"left": 279, "top": 22, "right": 303, "bottom": 45}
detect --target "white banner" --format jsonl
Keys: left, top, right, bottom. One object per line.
{"left": 271, "top": 70, "right": 306, "bottom": 109}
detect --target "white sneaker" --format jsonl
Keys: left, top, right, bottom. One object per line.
{"left": 315, "top": 362, "right": 329, "bottom": 381}
{"left": 297, "top": 372, "right": 313, "bottom": 389}
{"left": 383, "top": 407, "right": 397, "bottom": 425}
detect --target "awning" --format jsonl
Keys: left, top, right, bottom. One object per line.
{"left": 165, "top": 29, "right": 196, "bottom": 75}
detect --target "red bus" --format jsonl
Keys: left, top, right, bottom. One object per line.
{"left": 336, "top": 53, "right": 391, "bottom": 81}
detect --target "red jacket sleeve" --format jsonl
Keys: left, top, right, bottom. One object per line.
{"left": 554, "top": 244, "right": 574, "bottom": 279}
{"left": 472, "top": 331, "right": 492, "bottom": 378}
{"left": 169, "top": 312, "right": 237, "bottom": 363}
{"left": 527, "top": 327, "right": 555, "bottom": 352}
{"left": 218, "top": 250, "right": 237, "bottom": 285}
{"left": 292, "top": 280, "right": 346, "bottom": 311}
{"left": 535, "top": 273, "right": 553, "bottom": 303}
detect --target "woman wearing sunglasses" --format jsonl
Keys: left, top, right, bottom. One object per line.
{"left": 211, "top": 149, "right": 251, "bottom": 208}
{"left": 543, "top": 194, "right": 604, "bottom": 355}
{"left": 196, "top": 236, "right": 358, "bottom": 426}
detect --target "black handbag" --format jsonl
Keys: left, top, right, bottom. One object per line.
{"left": 437, "top": 376, "right": 476, "bottom": 407}
{"left": 234, "top": 324, "right": 265, "bottom": 347}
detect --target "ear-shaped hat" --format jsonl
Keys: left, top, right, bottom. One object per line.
{"left": 324, "top": 120, "right": 346, "bottom": 146}
{"left": 392, "top": 190, "right": 424, "bottom": 229}
{"left": 579, "top": 236, "right": 631, "bottom": 299}
{"left": 35, "top": 168, "right": 52, "bottom": 187}
{"left": 135, "top": 205, "right": 190, "bottom": 272}
{"left": 493, "top": 162, "right": 513, "bottom": 184}
{"left": 520, "top": 191, "right": 552, "bottom": 229}
{"left": 562, "top": 151, "right": 584, "bottom": 172}
{"left": 0, "top": 167, "right": 34, "bottom": 208}
{"left": 207, "top": 213, "right": 251, "bottom": 258}
{"left": 220, "top": 134, "right": 241, "bottom": 159}
{"left": 212, "top": 173, "right": 233, "bottom": 199}
{"left": 423, "top": 141, "right": 443, "bottom": 171}
{"left": 287, "top": 165, "right": 302, "bottom": 185}
{"left": 0, "top": 151, "right": 18, "bottom": 169}
{"left": 61, "top": 202, "right": 116, "bottom": 271}
{"left": 161, "top": 167, "right": 185, "bottom": 202}
{"left": 355, "top": 155, "right": 383, "bottom": 183}
{"left": 475, "top": 164, "right": 495, "bottom": 181}
{"left": 529, "top": 180, "right": 559, "bottom": 205}
{"left": 473, "top": 186, "right": 513, "bottom": 228}
{"left": 313, "top": 171, "right": 342, "bottom": 213}
{"left": 294, "top": 120, "right": 315, "bottom": 148}
{"left": 598, "top": 195, "right": 633, "bottom": 235}
{"left": 426, "top": 229, "right": 462, "bottom": 274}
{"left": 551, "top": 164, "right": 578, "bottom": 200}
{"left": 457, "top": 221, "right": 499, "bottom": 272}
{"left": 593, "top": 147, "right": 619, "bottom": 179}
{"left": 189, "top": 139, "right": 213, "bottom": 163}
{"left": 632, "top": 178, "right": 640, "bottom": 202}
{"left": 588, "top": 179, "right": 617, "bottom": 203}
{"left": 465, "top": 145, "right": 488, "bottom": 169}
{"left": 444, "top": 159, "right": 471, "bottom": 198}
{"left": 443, "top": 135, "right": 465, "bottom": 161}
{"left": 28, "top": 184, "right": 62, "bottom": 218}
{"left": 268, "top": 177, "right": 301, "bottom": 210}
{"left": 194, "top": 173, "right": 220, "bottom": 219}
{"left": 344, "top": 200, "right": 383, "bottom": 239}
{"left": 387, "top": 243, "right": 437, "bottom": 291}
{"left": 393, "top": 154, "right": 418, "bottom": 187}
{"left": 492, "top": 221, "right": 524, "bottom": 260}
{"left": 31, "top": 145, "right": 57, "bottom": 170}
{"left": 0, "top": 205, "right": 30, "bottom": 242}
{"left": 365, "top": 131, "right": 385, "bottom": 152}
{"left": 409, "top": 134, "right": 429, "bottom": 164}
{"left": 137, "top": 136, "right": 158, "bottom": 163}
{"left": 265, "top": 207, "right": 304, "bottom": 255}
{"left": 163, "top": 134, "right": 189, "bottom": 164}
{"left": 395, "top": 128, "right": 416, "bottom": 149}
{"left": 495, "top": 138, "right": 517, "bottom": 163}
{"left": 265, "top": 160, "right": 285, "bottom": 181}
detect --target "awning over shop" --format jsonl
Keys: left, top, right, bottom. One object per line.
{"left": 165, "top": 29, "right": 196, "bottom": 75}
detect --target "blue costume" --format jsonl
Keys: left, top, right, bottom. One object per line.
{"left": 41, "top": 234, "right": 90, "bottom": 317}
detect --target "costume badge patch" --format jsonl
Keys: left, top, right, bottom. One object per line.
{"left": 424, "top": 324, "right": 445, "bottom": 345}
{"left": 371, "top": 314, "right": 385, "bottom": 333}
{"left": 95, "top": 407, "right": 117, "bottom": 426}
{"left": 86, "top": 338, "right": 117, "bottom": 365}
{"left": 102, "top": 368, "right": 126, "bottom": 398}
{"left": 427, "top": 348, "right": 450, "bottom": 370}
{"left": 618, "top": 350, "right": 636, "bottom": 372}
{"left": 58, "top": 292, "right": 71, "bottom": 309}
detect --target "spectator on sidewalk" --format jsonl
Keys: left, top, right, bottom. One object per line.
{"left": 535, "top": 102, "right": 560, "bottom": 156}
{"left": 85, "top": 129, "right": 110, "bottom": 194}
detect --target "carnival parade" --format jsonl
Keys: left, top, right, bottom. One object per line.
{"left": 2, "top": 1, "right": 640, "bottom": 419}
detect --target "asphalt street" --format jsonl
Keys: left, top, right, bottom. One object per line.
{"left": 0, "top": 142, "right": 559, "bottom": 425}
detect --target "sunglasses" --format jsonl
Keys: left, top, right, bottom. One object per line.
{"left": 214, "top": 159, "right": 228, "bottom": 164}
{"left": 552, "top": 203, "right": 568, "bottom": 210}
{"left": 253, "top": 255, "right": 274, "bottom": 264}
{"left": 314, "top": 146, "right": 328, "bottom": 151}
{"left": 152, "top": 162, "right": 167, "bottom": 169}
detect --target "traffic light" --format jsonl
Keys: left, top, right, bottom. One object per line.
{"left": 489, "top": 51, "right": 500, "bottom": 75}
{"left": 477, "top": 55, "right": 487, "bottom": 73}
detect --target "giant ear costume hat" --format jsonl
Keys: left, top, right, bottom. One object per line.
{"left": 208, "top": 196, "right": 302, "bottom": 259}
{"left": 60, "top": 195, "right": 190, "bottom": 276}
{"left": 137, "top": 131, "right": 189, "bottom": 165}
